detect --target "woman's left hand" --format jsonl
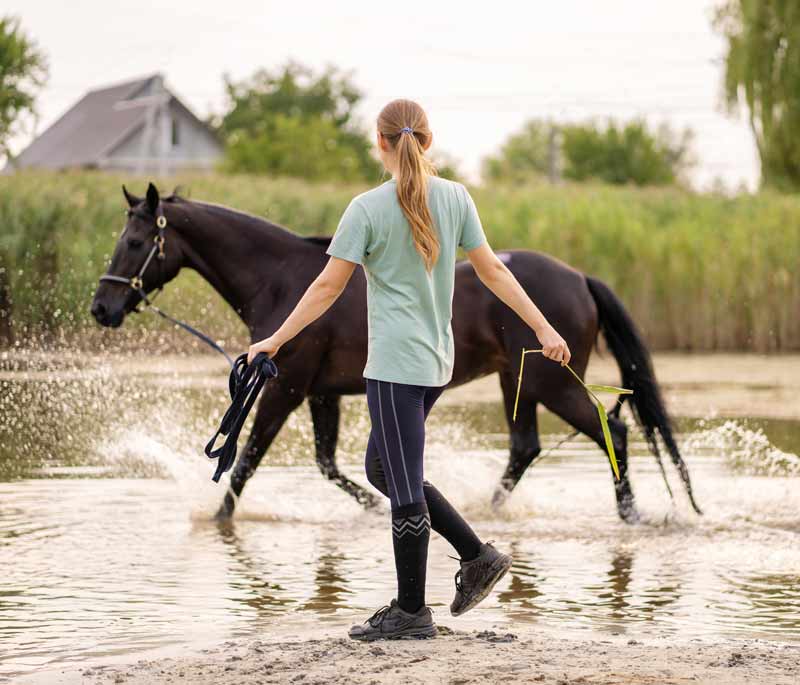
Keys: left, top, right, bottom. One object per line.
{"left": 247, "top": 335, "right": 281, "bottom": 364}
{"left": 536, "top": 324, "right": 571, "bottom": 366}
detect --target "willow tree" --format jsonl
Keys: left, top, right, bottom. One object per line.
{"left": 715, "top": 1, "right": 800, "bottom": 190}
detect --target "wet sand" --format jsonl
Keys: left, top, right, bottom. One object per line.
{"left": 27, "top": 628, "right": 800, "bottom": 685}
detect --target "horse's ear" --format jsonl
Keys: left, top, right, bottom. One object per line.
{"left": 122, "top": 184, "right": 142, "bottom": 207}
{"left": 146, "top": 182, "right": 160, "bottom": 215}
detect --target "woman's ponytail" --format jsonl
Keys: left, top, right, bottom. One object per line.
{"left": 378, "top": 100, "right": 439, "bottom": 272}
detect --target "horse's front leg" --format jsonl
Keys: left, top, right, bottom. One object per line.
{"left": 309, "top": 393, "right": 379, "bottom": 508}
{"left": 215, "top": 382, "right": 304, "bottom": 520}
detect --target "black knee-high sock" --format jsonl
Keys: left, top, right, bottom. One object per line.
{"left": 391, "top": 502, "right": 430, "bottom": 614}
{"left": 423, "top": 481, "right": 482, "bottom": 562}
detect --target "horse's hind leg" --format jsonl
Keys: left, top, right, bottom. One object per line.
{"left": 492, "top": 371, "right": 541, "bottom": 508}
{"left": 308, "top": 394, "right": 378, "bottom": 509}
{"left": 215, "top": 385, "right": 304, "bottom": 520}
{"left": 543, "top": 388, "right": 638, "bottom": 524}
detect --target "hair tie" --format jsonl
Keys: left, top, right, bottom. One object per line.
{"left": 400, "top": 126, "right": 414, "bottom": 135}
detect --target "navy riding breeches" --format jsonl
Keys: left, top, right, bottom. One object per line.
{"left": 364, "top": 379, "right": 446, "bottom": 510}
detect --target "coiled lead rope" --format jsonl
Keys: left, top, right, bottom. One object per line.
{"left": 205, "top": 352, "right": 279, "bottom": 482}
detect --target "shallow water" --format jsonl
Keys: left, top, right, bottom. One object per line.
{"left": 1, "top": 355, "right": 799, "bottom": 680}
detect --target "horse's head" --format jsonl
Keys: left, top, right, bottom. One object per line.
{"left": 91, "top": 183, "right": 184, "bottom": 327}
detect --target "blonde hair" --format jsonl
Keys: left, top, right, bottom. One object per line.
{"left": 377, "top": 99, "right": 439, "bottom": 272}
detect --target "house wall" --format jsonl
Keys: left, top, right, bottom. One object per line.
{"left": 105, "top": 102, "right": 222, "bottom": 174}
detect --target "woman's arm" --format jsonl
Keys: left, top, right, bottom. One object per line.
{"left": 247, "top": 257, "right": 357, "bottom": 363}
{"left": 466, "top": 243, "right": 571, "bottom": 365}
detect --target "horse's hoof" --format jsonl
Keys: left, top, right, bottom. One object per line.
{"left": 491, "top": 486, "right": 510, "bottom": 510}
{"left": 618, "top": 504, "right": 641, "bottom": 525}
{"left": 358, "top": 492, "right": 380, "bottom": 510}
{"left": 214, "top": 504, "right": 234, "bottom": 522}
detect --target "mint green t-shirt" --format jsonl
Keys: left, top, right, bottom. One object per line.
{"left": 326, "top": 175, "right": 487, "bottom": 386}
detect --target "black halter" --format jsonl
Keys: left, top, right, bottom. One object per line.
{"left": 100, "top": 204, "right": 167, "bottom": 294}
{"left": 98, "top": 202, "right": 234, "bottom": 367}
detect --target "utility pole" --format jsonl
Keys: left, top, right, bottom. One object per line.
{"left": 135, "top": 74, "right": 170, "bottom": 175}
{"left": 158, "top": 94, "right": 170, "bottom": 177}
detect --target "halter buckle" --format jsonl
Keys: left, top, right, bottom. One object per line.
{"left": 155, "top": 235, "right": 165, "bottom": 259}
{"left": 130, "top": 276, "right": 144, "bottom": 290}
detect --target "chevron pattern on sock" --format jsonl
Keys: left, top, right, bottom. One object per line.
{"left": 392, "top": 513, "right": 431, "bottom": 538}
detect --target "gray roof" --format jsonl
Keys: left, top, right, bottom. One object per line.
{"left": 12, "top": 74, "right": 217, "bottom": 169}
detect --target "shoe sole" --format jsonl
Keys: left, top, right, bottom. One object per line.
{"left": 450, "top": 554, "right": 513, "bottom": 617}
{"left": 349, "top": 624, "right": 438, "bottom": 642}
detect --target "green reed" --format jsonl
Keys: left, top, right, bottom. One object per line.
{"left": 1, "top": 171, "right": 798, "bottom": 353}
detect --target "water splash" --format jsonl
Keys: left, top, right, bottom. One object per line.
{"left": 684, "top": 419, "right": 800, "bottom": 477}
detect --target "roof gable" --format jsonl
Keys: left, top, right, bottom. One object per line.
{"left": 12, "top": 74, "right": 217, "bottom": 169}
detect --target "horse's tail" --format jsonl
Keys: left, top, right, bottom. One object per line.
{"left": 585, "top": 275, "right": 702, "bottom": 514}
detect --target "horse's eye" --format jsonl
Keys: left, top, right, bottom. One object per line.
{"left": 127, "top": 238, "right": 144, "bottom": 249}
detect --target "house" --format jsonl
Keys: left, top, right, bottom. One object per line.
{"left": 9, "top": 74, "right": 222, "bottom": 174}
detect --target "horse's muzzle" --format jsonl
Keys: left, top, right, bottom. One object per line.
{"left": 91, "top": 299, "right": 125, "bottom": 328}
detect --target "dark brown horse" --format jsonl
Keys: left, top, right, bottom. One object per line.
{"left": 91, "top": 183, "right": 702, "bottom": 523}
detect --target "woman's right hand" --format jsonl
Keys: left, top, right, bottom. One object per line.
{"left": 247, "top": 335, "right": 281, "bottom": 365}
{"left": 536, "top": 325, "right": 571, "bottom": 366}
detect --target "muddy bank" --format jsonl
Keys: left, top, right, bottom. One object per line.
{"left": 24, "top": 628, "right": 800, "bottom": 685}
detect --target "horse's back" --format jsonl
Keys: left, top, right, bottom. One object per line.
{"left": 451, "top": 249, "right": 598, "bottom": 382}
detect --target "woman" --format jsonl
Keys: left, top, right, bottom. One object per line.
{"left": 247, "top": 99, "right": 571, "bottom": 640}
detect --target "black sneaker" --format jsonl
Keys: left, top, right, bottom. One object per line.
{"left": 348, "top": 600, "right": 437, "bottom": 641}
{"left": 450, "top": 542, "right": 513, "bottom": 617}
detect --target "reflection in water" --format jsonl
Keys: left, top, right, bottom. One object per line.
{"left": 716, "top": 573, "right": 800, "bottom": 635}
{"left": 1, "top": 358, "right": 800, "bottom": 680}
{"left": 497, "top": 545, "right": 686, "bottom": 635}
{"left": 601, "top": 548, "right": 633, "bottom": 622}
{"left": 214, "top": 520, "right": 294, "bottom": 615}
{"left": 300, "top": 548, "right": 350, "bottom": 614}
{"left": 496, "top": 542, "right": 544, "bottom": 611}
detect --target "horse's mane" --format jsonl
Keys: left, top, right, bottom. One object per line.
{"left": 168, "top": 192, "right": 334, "bottom": 248}
{"left": 304, "top": 236, "right": 333, "bottom": 247}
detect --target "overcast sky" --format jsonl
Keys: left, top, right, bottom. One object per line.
{"left": 6, "top": 0, "right": 758, "bottom": 190}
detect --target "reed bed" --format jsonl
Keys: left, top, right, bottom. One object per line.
{"left": 1, "top": 171, "right": 797, "bottom": 352}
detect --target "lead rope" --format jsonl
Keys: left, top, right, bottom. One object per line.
{"left": 204, "top": 352, "right": 279, "bottom": 482}
{"left": 133, "top": 285, "right": 235, "bottom": 368}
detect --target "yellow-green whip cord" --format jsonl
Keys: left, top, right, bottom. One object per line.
{"left": 512, "top": 347, "right": 633, "bottom": 481}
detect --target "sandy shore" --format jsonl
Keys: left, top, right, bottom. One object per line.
{"left": 25, "top": 627, "right": 800, "bottom": 685}
{"left": 442, "top": 352, "right": 800, "bottom": 421}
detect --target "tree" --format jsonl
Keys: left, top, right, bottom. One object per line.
{"left": 216, "top": 61, "right": 380, "bottom": 182}
{"left": 429, "top": 150, "right": 462, "bottom": 181}
{"left": 561, "top": 120, "right": 692, "bottom": 186}
{"left": 0, "top": 16, "right": 48, "bottom": 163}
{"left": 482, "top": 120, "right": 552, "bottom": 182}
{"left": 715, "top": 1, "right": 800, "bottom": 190}
{"left": 483, "top": 118, "right": 692, "bottom": 186}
